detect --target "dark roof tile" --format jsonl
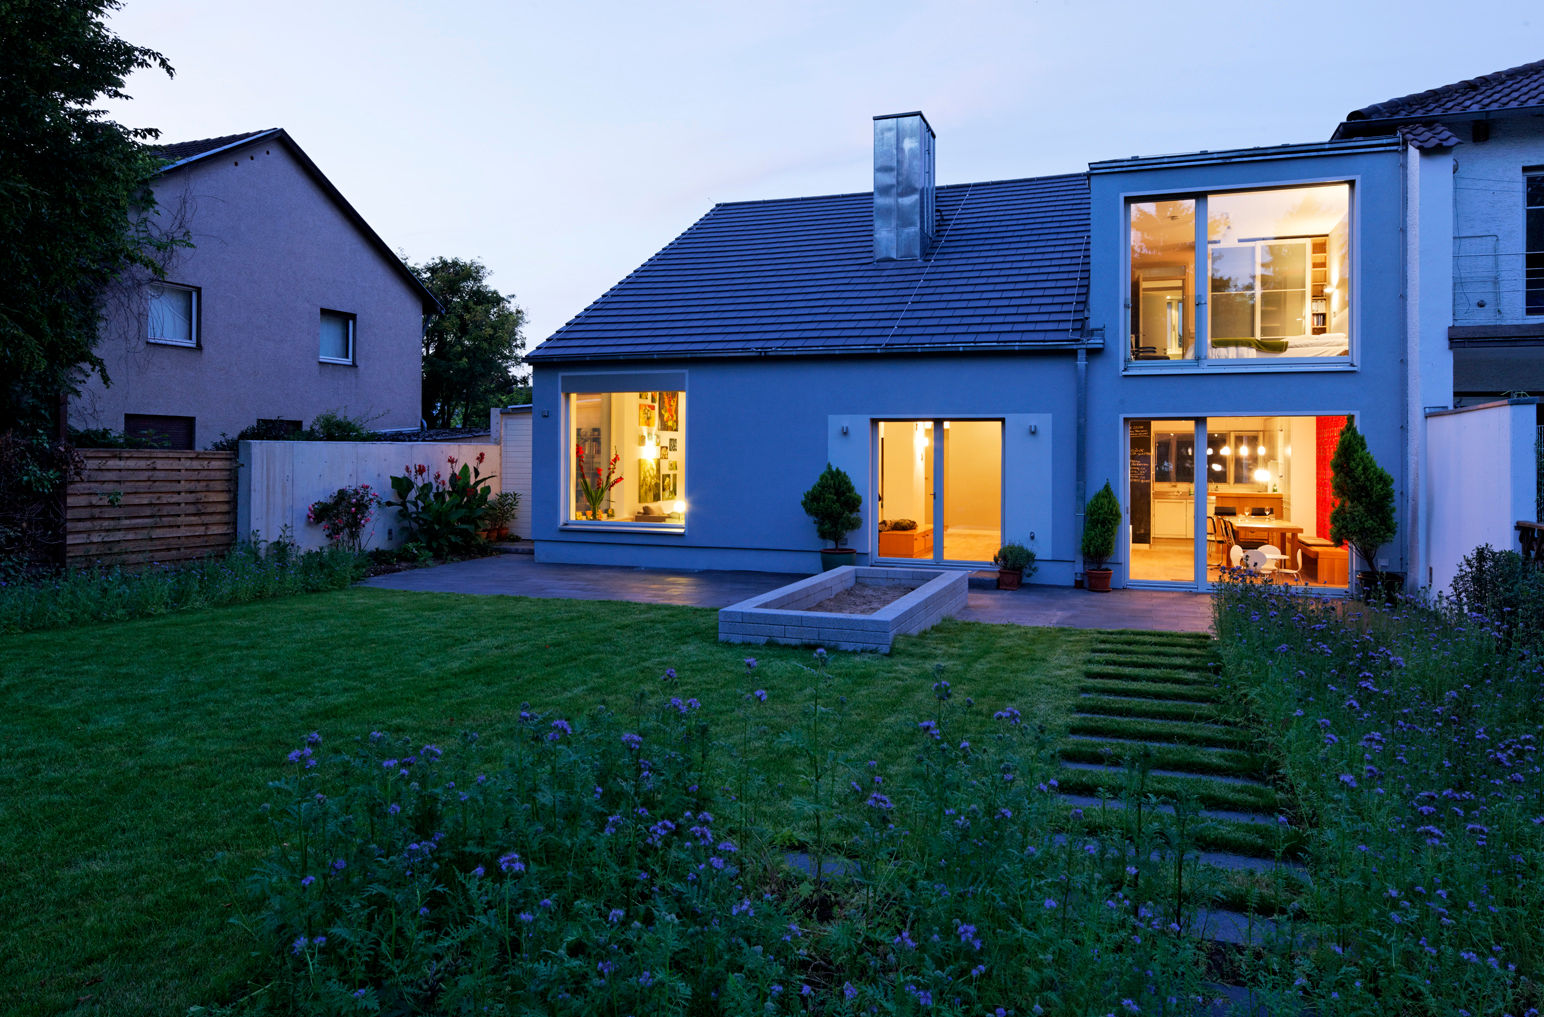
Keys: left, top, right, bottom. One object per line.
{"left": 157, "top": 130, "right": 279, "bottom": 164}
{"left": 528, "top": 174, "right": 1091, "bottom": 362}
{"left": 1335, "top": 59, "right": 1544, "bottom": 138}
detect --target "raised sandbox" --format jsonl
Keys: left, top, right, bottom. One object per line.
{"left": 718, "top": 566, "right": 967, "bottom": 653}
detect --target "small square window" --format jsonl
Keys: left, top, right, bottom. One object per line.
{"left": 148, "top": 283, "right": 198, "bottom": 346}
{"left": 320, "top": 310, "right": 355, "bottom": 364}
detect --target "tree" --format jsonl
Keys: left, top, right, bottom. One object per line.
{"left": 1329, "top": 421, "right": 1396, "bottom": 584}
{"left": 409, "top": 257, "right": 527, "bottom": 429}
{"left": 0, "top": 0, "right": 176, "bottom": 434}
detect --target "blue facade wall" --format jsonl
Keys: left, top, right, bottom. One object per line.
{"left": 532, "top": 353, "right": 1081, "bottom": 580}
{"left": 1086, "top": 143, "right": 1408, "bottom": 585}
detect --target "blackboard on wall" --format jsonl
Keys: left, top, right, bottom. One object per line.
{"left": 1129, "top": 420, "right": 1151, "bottom": 545}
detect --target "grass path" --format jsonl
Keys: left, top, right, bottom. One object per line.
{"left": 1053, "top": 630, "right": 1307, "bottom": 938}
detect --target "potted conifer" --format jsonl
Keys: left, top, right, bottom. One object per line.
{"left": 801, "top": 463, "right": 863, "bottom": 571}
{"left": 1328, "top": 422, "right": 1400, "bottom": 601}
{"left": 1081, "top": 482, "right": 1121, "bottom": 592}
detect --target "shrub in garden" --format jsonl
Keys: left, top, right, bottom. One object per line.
{"left": 1449, "top": 543, "right": 1544, "bottom": 650}
{"left": 1328, "top": 422, "right": 1396, "bottom": 585}
{"left": 385, "top": 454, "right": 495, "bottom": 555}
{"left": 1213, "top": 579, "right": 1544, "bottom": 1017}
{"left": 306, "top": 484, "right": 380, "bottom": 553}
{"left": 236, "top": 659, "right": 1219, "bottom": 1016}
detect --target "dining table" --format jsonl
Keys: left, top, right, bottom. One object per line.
{"left": 1230, "top": 519, "right": 1305, "bottom": 559}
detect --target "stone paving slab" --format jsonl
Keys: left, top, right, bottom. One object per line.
{"left": 359, "top": 556, "right": 1214, "bottom": 633}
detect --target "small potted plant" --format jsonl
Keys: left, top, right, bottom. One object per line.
{"left": 481, "top": 491, "right": 521, "bottom": 540}
{"left": 1328, "top": 422, "right": 1399, "bottom": 601}
{"left": 993, "top": 541, "right": 1035, "bottom": 590}
{"left": 1081, "top": 481, "right": 1121, "bottom": 592}
{"left": 801, "top": 463, "right": 863, "bottom": 571}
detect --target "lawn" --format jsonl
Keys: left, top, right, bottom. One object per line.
{"left": 0, "top": 588, "right": 1090, "bottom": 1017}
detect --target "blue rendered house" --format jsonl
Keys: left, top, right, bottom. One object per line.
{"left": 526, "top": 62, "right": 1542, "bottom": 591}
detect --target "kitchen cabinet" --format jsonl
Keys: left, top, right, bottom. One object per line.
{"left": 1153, "top": 498, "right": 1194, "bottom": 539}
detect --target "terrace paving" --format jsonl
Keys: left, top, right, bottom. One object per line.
{"left": 360, "top": 554, "right": 1215, "bottom": 633}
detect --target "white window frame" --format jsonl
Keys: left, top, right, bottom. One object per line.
{"left": 147, "top": 282, "right": 199, "bottom": 347}
{"left": 319, "top": 309, "right": 356, "bottom": 365}
{"left": 1122, "top": 178, "right": 1358, "bottom": 373}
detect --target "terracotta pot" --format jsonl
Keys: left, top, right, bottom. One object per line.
{"left": 996, "top": 568, "right": 1023, "bottom": 590}
{"left": 819, "top": 548, "right": 857, "bottom": 572}
{"left": 1085, "top": 568, "right": 1113, "bottom": 592}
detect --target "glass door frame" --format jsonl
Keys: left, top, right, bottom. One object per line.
{"left": 1123, "top": 415, "right": 1210, "bottom": 590}
{"left": 872, "top": 417, "right": 1004, "bottom": 566}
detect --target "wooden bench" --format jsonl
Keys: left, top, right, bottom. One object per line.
{"left": 1297, "top": 536, "right": 1348, "bottom": 585}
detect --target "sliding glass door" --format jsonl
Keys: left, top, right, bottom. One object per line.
{"left": 876, "top": 420, "right": 1001, "bottom": 564}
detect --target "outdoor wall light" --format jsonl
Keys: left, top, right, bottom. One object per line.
{"left": 1029, "top": 423, "right": 1038, "bottom": 434}
{"left": 841, "top": 425, "right": 849, "bottom": 435}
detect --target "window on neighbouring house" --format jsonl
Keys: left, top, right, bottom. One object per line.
{"left": 148, "top": 283, "right": 198, "bottom": 346}
{"left": 319, "top": 310, "right": 355, "bottom": 363}
{"left": 124, "top": 413, "right": 195, "bottom": 450}
{"left": 1527, "top": 171, "right": 1543, "bottom": 315}
{"left": 1128, "top": 183, "right": 1351, "bottom": 362}
{"left": 567, "top": 389, "right": 685, "bottom": 525}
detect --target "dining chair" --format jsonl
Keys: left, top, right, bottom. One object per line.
{"left": 1261, "top": 543, "right": 1302, "bottom": 583}
{"left": 1228, "top": 544, "right": 1245, "bottom": 569}
{"left": 1242, "top": 548, "right": 1271, "bottom": 574}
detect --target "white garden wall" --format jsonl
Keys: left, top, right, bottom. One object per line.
{"left": 1425, "top": 398, "right": 1537, "bottom": 594}
{"left": 238, "top": 440, "right": 501, "bottom": 551}
{"left": 494, "top": 406, "right": 533, "bottom": 539}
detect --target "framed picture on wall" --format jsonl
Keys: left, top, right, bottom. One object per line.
{"left": 661, "top": 473, "right": 677, "bottom": 499}
{"left": 638, "top": 398, "right": 656, "bottom": 428}
{"left": 669, "top": 437, "right": 678, "bottom": 451}
{"left": 659, "top": 391, "right": 679, "bottom": 432}
{"left": 637, "top": 458, "right": 659, "bottom": 503}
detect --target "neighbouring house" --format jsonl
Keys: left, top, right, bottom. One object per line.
{"left": 525, "top": 61, "right": 1541, "bottom": 592}
{"left": 70, "top": 129, "right": 440, "bottom": 449}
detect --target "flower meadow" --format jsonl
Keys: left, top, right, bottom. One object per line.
{"left": 0, "top": 533, "right": 363, "bottom": 633}
{"left": 233, "top": 660, "right": 1216, "bottom": 1016}
{"left": 1213, "top": 579, "right": 1544, "bottom": 1016}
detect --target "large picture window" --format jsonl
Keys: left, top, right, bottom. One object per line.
{"left": 1128, "top": 183, "right": 1351, "bottom": 362}
{"left": 568, "top": 389, "right": 685, "bottom": 524}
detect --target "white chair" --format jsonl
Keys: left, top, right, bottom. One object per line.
{"left": 1241, "top": 548, "right": 1271, "bottom": 574}
{"left": 1228, "top": 545, "right": 1245, "bottom": 568}
{"left": 1261, "top": 543, "right": 1301, "bottom": 583}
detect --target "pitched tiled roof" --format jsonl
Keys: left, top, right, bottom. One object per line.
{"left": 157, "top": 129, "right": 279, "bottom": 166}
{"left": 527, "top": 173, "right": 1091, "bottom": 362}
{"left": 1334, "top": 59, "right": 1544, "bottom": 138}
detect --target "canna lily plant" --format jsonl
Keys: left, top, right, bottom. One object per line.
{"left": 575, "top": 444, "right": 623, "bottom": 519}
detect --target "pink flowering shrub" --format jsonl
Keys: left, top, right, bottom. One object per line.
{"left": 306, "top": 484, "right": 380, "bottom": 553}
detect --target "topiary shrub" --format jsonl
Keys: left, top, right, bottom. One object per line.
{"left": 800, "top": 464, "right": 862, "bottom": 549}
{"left": 1329, "top": 422, "right": 1396, "bottom": 585}
{"left": 1081, "top": 482, "right": 1120, "bottom": 571}
{"left": 994, "top": 541, "right": 1035, "bottom": 574}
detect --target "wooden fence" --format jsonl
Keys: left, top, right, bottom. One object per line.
{"left": 66, "top": 449, "right": 237, "bottom": 567}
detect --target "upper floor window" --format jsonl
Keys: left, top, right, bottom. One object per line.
{"left": 1527, "top": 170, "right": 1543, "bottom": 316}
{"left": 1129, "top": 183, "right": 1351, "bottom": 363}
{"left": 320, "top": 309, "right": 355, "bottom": 364}
{"left": 148, "top": 282, "right": 198, "bottom": 346}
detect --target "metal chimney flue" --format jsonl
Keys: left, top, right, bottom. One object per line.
{"left": 873, "top": 111, "right": 936, "bottom": 262}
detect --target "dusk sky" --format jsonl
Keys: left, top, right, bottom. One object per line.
{"left": 103, "top": 0, "right": 1541, "bottom": 350}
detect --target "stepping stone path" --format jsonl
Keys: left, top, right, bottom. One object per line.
{"left": 1054, "top": 629, "right": 1309, "bottom": 979}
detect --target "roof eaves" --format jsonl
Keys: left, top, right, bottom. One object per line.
{"left": 158, "top": 129, "right": 283, "bottom": 173}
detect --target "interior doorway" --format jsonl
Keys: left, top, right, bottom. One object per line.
{"left": 876, "top": 419, "right": 1002, "bottom": 563}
